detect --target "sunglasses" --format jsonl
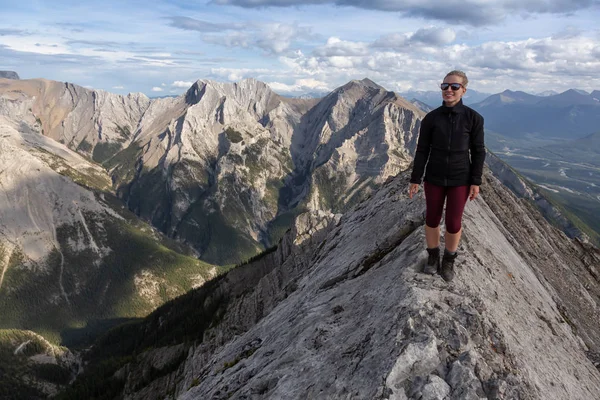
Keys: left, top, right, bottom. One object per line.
{"left": 440, "top": 82, "right": 463, "bottom": 91}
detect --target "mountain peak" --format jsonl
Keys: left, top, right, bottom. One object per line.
{"left": 501, "top": 89, "right": 535, "bottom": 97}
{"left": 0, "top": 71, "right": 19, "bottom": 80}
{"left": 410, "top": 98, "right": 434, "bottom": 113}
{"left": 358, "top": 77, "right": 383, "bottom": 88}
{"left": 341, "top": 78, "right": 385, "bottom": 91}
{"left": 540, "top": 88, "right": 597, "bottom": 106}
{"left": 573, "top": 89, "right": 589, "bottom": 95}
{"left": 559, "top": 88, "right": 589, "bottom": 96}
{"left": 536, "top": 90, "right": 559, "bottom": 97}
{"left": 475, "top": 90, "right": 540, "bottom": 108}
{"left": 126, "top": 91, "right": 150, "bottom": 100}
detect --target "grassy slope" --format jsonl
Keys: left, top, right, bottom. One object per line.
{"left": 0, "top": 329, "right": 72, "bottom": 399}
{"left": 55, "top": 246, "right": 277, "bottom": 400}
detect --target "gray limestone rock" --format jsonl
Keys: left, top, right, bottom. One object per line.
{"left": 446, "top": 353, "right": 486, "bottom": 399}
{"left": 421, "top": 375, "right": 451, "bottom": 400}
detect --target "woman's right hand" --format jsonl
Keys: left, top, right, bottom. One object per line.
{"left": 409, "top": 183, "right": 420, "bottom": 199}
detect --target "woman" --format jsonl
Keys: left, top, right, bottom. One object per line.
{"left": 408, "top": 70, "right": 486, "bottom": 282}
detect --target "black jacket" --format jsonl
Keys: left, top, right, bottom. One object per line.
{"left": 410, "top": 99, "right": 486, "bottom": 187}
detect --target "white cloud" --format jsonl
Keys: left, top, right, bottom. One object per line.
{"left": 372, "top": 33, "right": 410, "bottom": 50}
{"left": 255, "top": 22, "right": 313, "bottom": 54}
{"left": 202, "top": 22, "right": 313, "bottom": 55}
{"left": 166, "top": 16, "right": 244, "bottom": 32}
{"left": 203, "top": 32, "right": 251, "bottom": 49}
{"left": 112, "top": 85, "right": 124, "bottom": 89}
{"left": 172, "top": 80, "right": 194, "bottom": 88}
{"left": 278, "top": 32, "right": 600, "bottom": 94}
{"left": 410, "top": 27, "right": 456, "bottom": 45}
{"left": 314, "top": 37, "right": 370, "bottom": 57}
{"left": 464, "top": 36, "right": 600, "bottom": 74}
{"left": 2, "top": 36, "right": 71, "bottom": 55}
{"left": 0, "top": 28, "right": 28, "bottom": 36}
{"left": 209, "top": 67, "right": 274, "bottom": 82}
{"left": 329, "top": 56, "right": 356, "bottom": 69}
{"left": 151, "top": 87, "right": 164, "bottom": 92}
{"left": 168, "top": 16, "right": 314, "bottom": 55}
{"left": 372, "top": 27, "right": 456, "bottom": 50}
{"left": 267, "top": 78, "right": 330, "bottom": 95}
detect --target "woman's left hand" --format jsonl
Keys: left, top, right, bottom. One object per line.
{"left": 469, "top": 185, "right": 480, "bottom": 201}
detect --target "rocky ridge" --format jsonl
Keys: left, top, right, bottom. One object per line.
{"left": 61, "top": 167, "right": 600, "bottom": 400}
{"left": 0, "top": 77, "right": 150, "bottom": 156}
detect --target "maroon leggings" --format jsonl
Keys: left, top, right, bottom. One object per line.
{"left": 424, "top": 182, "right": 470, "bottom": 234}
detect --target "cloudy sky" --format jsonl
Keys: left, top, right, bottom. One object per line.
{"left": 1, "top": 0, "right": 600, "bottom": 97}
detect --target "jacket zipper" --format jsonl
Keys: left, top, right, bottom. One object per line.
{"left": 445, "top": 113, "right": 454, "bottom": 186}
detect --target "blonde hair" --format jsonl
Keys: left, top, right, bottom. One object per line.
{"left": 445, "top": 70, "right": 468, "bottom": 88}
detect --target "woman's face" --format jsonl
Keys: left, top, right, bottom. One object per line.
{"left": 441, "top": 75, "right": 466, "bottom": 107}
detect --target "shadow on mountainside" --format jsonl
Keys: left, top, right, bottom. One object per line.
{"left": 60, "top": 317, "right": 141, "bottom": 349}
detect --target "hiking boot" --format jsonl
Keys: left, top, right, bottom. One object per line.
{"left": 423, "top": 247, "right": 440, "bottom": 275}
{"left": 441, "top": 251, "right": 458, "bottom": 282}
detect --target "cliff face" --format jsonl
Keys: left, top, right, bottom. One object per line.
{"left": 292, "top": 79, "right": 422, "bottom": 216}
{"left": 64, "top": 168, "right": 600, "bottom": 400}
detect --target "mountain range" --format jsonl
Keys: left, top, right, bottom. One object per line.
{"left": 469, "top": 89, "right": 600, "bottom": 140}
{"left": 515, "top": 131, "right": 600, "bottom": 168}
{"left": 0, "top": 76, "right": 424, "bottom": 266}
